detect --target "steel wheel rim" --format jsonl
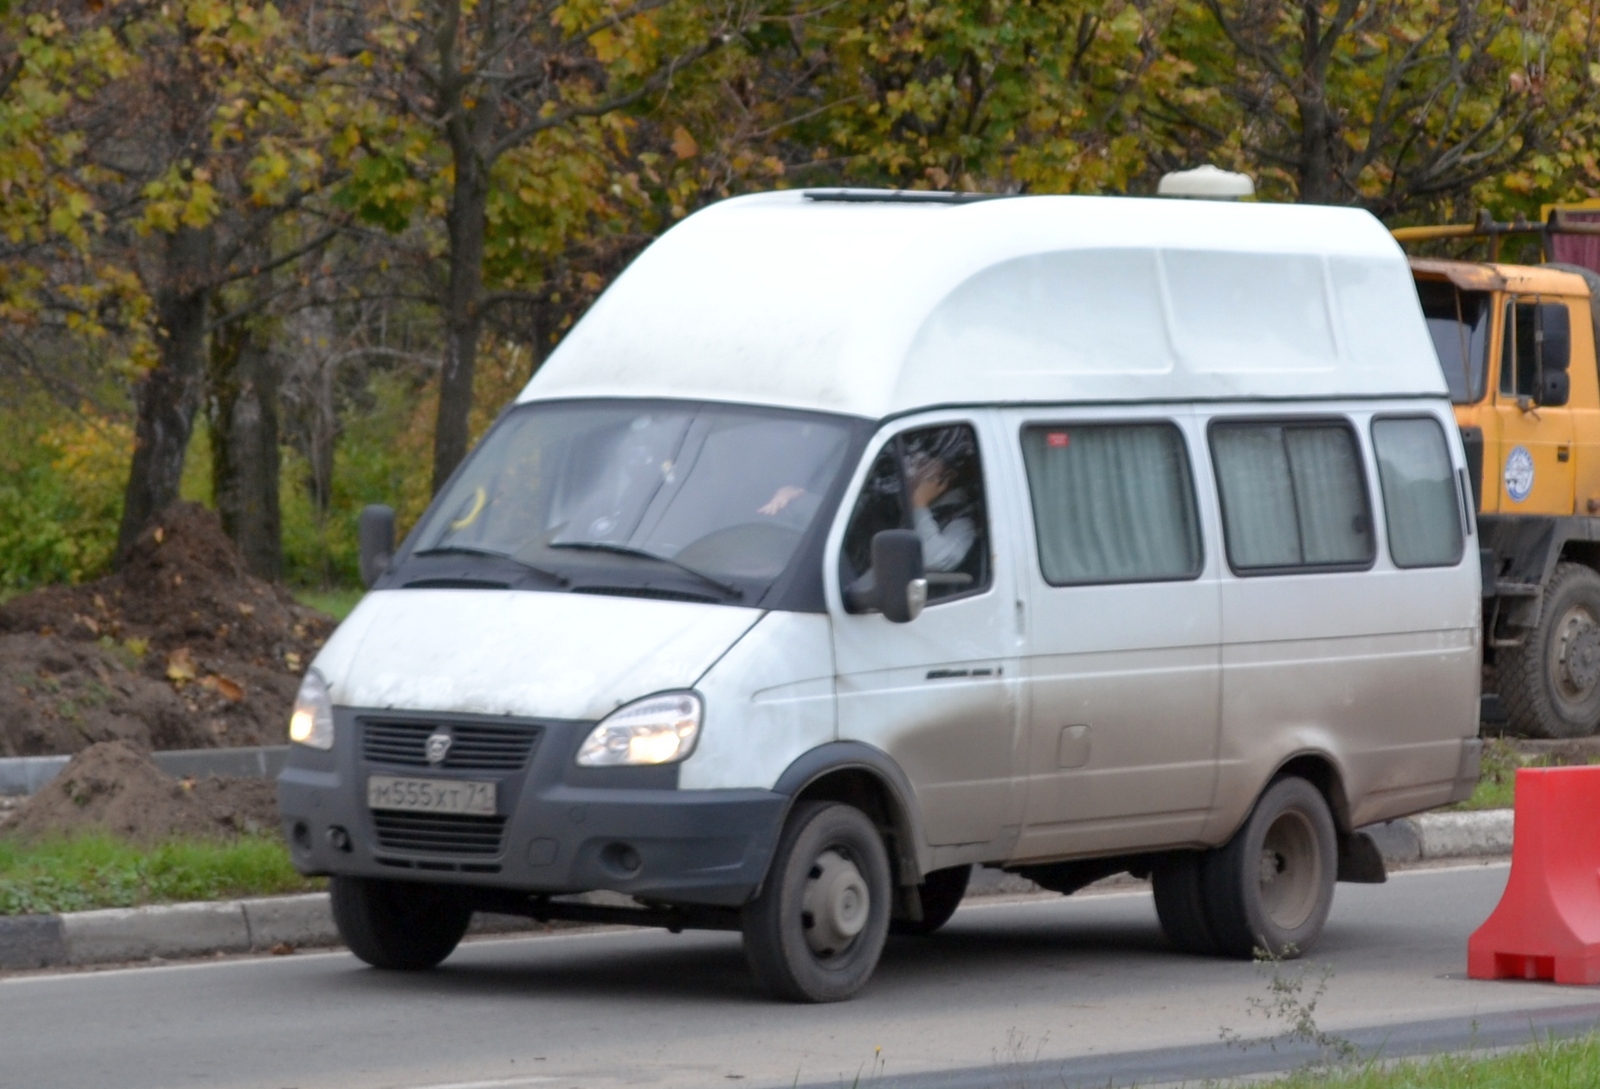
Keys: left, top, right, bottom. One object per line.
{"left": 800, "top": 847, "right": 870, "bottom": 959}
{"left": 1258, "top": 809, "right": 1320, "bottom": 931}
{"left": 1552, "top": 603, "right": 1600, "bottom": 707}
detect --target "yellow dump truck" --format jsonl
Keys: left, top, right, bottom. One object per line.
{"left": 1397, "top": 211, "right": 1600, "bottom": 737}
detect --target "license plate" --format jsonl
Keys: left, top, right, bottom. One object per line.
{"left": 367, "top": 775, "right": 497, "bottom": 816}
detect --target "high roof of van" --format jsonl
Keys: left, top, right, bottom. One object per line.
{"left": 519, "top": 190, "right": 1446, "bottom": 419}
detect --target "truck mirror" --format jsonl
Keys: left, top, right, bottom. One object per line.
{"left": 358, "top": 504, "right": 396, "bottom": 588}
{"left": 1540, "top": 369, "right": 1571, "bottom": 408}
{"left": 1538, "top": 303, "right": 1571, "bottom": 374}
{"left": 844, "top": 530, "right": 927, "bottom": 621}
{"left": 872, "top": 529, "right": 927, "bottom": 624}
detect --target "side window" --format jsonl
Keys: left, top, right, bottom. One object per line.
{"left": 1500, "top": 300, "right": 1541, "bottom": 398}
{"left": 839, "top": 424, "right": 990, "bottom": 604}
{"left": 1210, "top": 420, "right": 1374, "bottom": 573}
{"left": 1020, "top": 422, "right": 1202, "bottom": 585}
{"left": 1371, "top": 417, "right": 1465, "bottom": 568}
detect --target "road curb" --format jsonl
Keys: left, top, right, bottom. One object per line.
{"left": 0, "top": 808, "right": 1515, "bottom": 972}
{"left": 0, "top": 745, "right": 288, "bottom": 797}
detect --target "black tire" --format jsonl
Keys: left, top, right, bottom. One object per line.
{"left": 330, "top": 876, "right": 473, "bottom": 971}
{"left": 891, "top": 865, "right": 971, "bottom": 936}
{"left": 1200, "top": 777, "right": 1337, "bottom": 960}
{"left": 1497, "top": 562, "right": 1600, "bottom": 739}
{"left": 1152, "top": 852, "right": 1219, "bottom": 955}
{"left": 742, "top": 801, "right": 892, "bottom": 1002}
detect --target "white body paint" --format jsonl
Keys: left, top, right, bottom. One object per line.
{"left": 314, "top": 589, "right": 761, "bottom": 722}
{"left": 680, "top": 612, "right": 836, "bottom": 790}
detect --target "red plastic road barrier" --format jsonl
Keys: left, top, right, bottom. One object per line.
{"left": 1468, "top": 766, "right": 1600, "bottom": 984}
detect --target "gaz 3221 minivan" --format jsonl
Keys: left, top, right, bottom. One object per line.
{"left": 280, "top": 190, "right": 1483, "bottom": 1002}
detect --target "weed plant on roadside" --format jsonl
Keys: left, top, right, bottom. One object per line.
{"left": 0, "top": 834, "right": 321, "bottom": 915}
{"left": 1259, "top": 1031, "right": 1600, "bottom": 1088}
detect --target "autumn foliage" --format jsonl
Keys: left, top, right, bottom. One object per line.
{"left": 0, "top": 0, "right": 1597, "bottom": 591}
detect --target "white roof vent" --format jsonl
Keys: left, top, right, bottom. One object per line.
{"left": 1157, "top": 165, "right": 1255, "bottom": 200}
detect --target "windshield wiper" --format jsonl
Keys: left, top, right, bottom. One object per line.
{"left": 412, "top": 545, "right": 569, "bottom": 587}
{"left": 547, "top": 541, "right": 742, "bottom": 599}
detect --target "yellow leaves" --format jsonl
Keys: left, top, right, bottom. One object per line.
{"left": 166, "top": 647, "right": 197, "bottom": 685}
{"left": 671, "top": 126, "right": 699, "bottom": 160}
{"left": 200, "top": 674, "right": 246, "bottom": 702}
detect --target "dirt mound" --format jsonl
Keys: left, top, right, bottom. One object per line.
{"left": 0, "top": 503, "right": 334, "bottom": 755}
{"left": 2, "top": 741, "right": 280, "bottom": 844}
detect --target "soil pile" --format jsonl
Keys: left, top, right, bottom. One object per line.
{"left": 0, "top": 503, "right": 334, "bottom": 755}
{"left": 2, "top": 741, "right": 280, "bottom": 843}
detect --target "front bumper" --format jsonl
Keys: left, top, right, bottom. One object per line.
{"left": 277, "top": 708, "right": 786, "bottom": 907}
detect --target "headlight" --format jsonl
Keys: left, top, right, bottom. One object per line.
{"left": 288, "top": 670, "right": 335, "bottom": 750}
{"left": 576, "top": 692, "right": 702, "bottom": 767}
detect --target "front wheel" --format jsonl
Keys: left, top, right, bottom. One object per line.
{"left": 1497, "top": 562, "right": 1600, "bottom": 738}
{"left": 1200, "top": 777, "right": 1337, "bottom": 959}
{"left": 742, "top": 801, "right": 892, "bottom": 1002}
{"left": 331, "top": 876, "right": 472, "bottom": 970}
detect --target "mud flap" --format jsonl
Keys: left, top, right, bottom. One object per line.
{"left": 1336, "top": 831, "right": 1388, "bottom": 884}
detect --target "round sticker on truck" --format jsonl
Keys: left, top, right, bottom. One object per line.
{"left": 1505, "top": 446, "right": 1535, "bottom": 502}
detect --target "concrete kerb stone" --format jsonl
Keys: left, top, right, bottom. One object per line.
{"left": 0, "top": 807, "right": 1519, "bottom": 972}
{"left": 0, "top": 914, "right": 67, "bottom": 971}
{"left": 1411, "top": 809, "right": 1515, "bottom": 859}
{"left": 241, "top": 893, "right": 338, "bottom": 951}
{"left": 0, "top": 745, "right": 288, "bottom": 797}
{"left": 61, "top": 901, "right": 252, "bottom": 965}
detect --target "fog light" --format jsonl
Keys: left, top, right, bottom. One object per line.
{"left": 601, "top": 842, "right": 642, "bottom": 876}
{"left": 325, "top": 826, "right": 351, "bottom": 852}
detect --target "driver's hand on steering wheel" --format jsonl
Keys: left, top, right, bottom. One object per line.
{"left": 758, "top": 485, "right": 806, "bottom": 516}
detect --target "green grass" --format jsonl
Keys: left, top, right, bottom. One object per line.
{"left": 1450, "top": 737, "right": 1600, "bottom": 811}
{"left": 292, "top": 586, "right": 365, "bottom": 621}
{"left": 0, "top": 833, "right": 323, "bottom": 915}
{"left": 1259, "top": 1033, "right": 1600, "bottom": 1088}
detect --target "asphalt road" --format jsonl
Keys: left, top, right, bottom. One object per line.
{"left": 3, "top": 860, "right": 1597, "bottom": 1089}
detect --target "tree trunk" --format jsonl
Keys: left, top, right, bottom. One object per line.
{"left": 116, "top": 226, "right": 213, "bottom": 563}
{"left": 432, "top": 149, "right": 489, "bottom": 495}
{"left": 209, "top": 316, "right": 283, "bottom": 580}
{"left": 1295, "top": 1, "right": 1337, "bottom": 205}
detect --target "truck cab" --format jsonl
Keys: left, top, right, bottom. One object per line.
{"left": 1410, "top": 253, "right": 1600, "bottom": 737}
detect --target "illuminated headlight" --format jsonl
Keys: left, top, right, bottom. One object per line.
{"left": 577, "top": 692, "right": 703, "bottom": 767}
{"left": 288, "top": 670, "right": 335, "bottom": 750}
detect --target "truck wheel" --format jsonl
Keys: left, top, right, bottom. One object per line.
{"left": 331, "top": 876, "right": 472, "bottom": 970}
{"left": 1498, "top": 562, "right": 1600, "bottom": 738}
{"left": 1200, "top": 777, "right": 1337, "bottom": 960}
{"left": 1152, "top": 853, "right": 1219, "bottom": 955}
{"left": 742, "top": 801, "right": 892, "bottom": 1002}
{"left": 891, "top": 865, "right": 971, "bottom": 936}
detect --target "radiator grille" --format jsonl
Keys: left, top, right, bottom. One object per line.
{"left": 371, "top": 811, "right": 506, "bottom": 856}
{"left": 361, "top": 719, "right": 541, "bottom": 770}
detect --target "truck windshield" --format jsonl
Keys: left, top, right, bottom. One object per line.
{"left": 1416, "top": 280, "right": 1490, "bottom": 404}
{"left": 406, "top": 400, "right": 857, "bottom": 602}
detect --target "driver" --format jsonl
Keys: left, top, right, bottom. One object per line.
{"left": 907, "top": 455, "right": 976, "bottom": 572}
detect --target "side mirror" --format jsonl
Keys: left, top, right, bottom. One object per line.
{"left": 1539, "top": 302, "right": 1571, "bottom": 374}
{"left": 845, "top": 529, "right": 926, "bottom": 623}
{"left": 358, "top": 504, "right": 396, "bottom": 589}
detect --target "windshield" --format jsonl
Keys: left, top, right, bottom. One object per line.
{"left": 405, "top": 401, "right": 857, "bottom": 602}
{"left": 1416, "top": 280, "right": 1489, "bottom": 404}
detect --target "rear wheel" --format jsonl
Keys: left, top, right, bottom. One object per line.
{"left": 1200, "top": 777, "right": 1337, "bottom": 959}
{"left": 742, "top": 801, "right": 892, "bottom": 1002}
{"left": 891, "top": 865, "right": 971, "bottom": 936}
{"left": 1498, "top": 562, "right": 1600, "bottom": 738}
{"left": 331, "top": 876, "right": 472, "bottom": 970}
